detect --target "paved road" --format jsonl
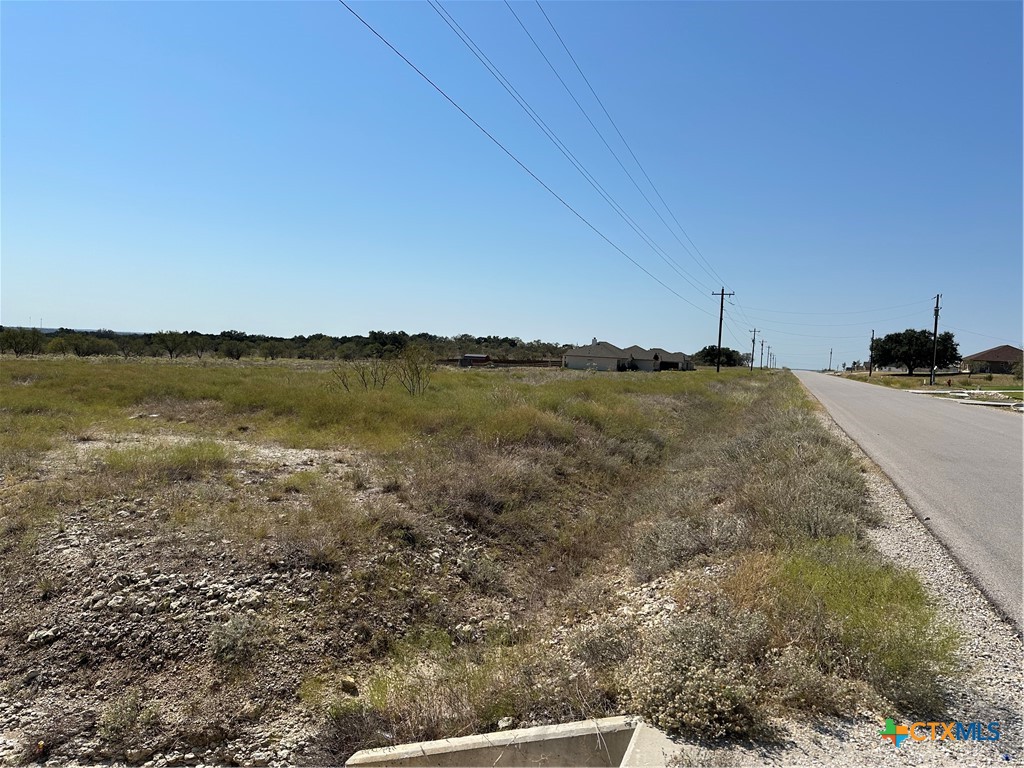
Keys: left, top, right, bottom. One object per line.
{"left": 794, "top": 371, "right": 1023, "bottom": 630}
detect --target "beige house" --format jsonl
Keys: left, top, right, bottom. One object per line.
{"left": 562, "top": 339, "right": 694, "bottom": 372}
{"left": 562, "top": 340, "right": 627, "bottom": 371}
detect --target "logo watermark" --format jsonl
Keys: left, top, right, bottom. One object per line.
{"left": 879, "top": 718, "right": 1001, "bottom": 747}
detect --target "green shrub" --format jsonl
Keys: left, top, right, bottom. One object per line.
{"left": 727, "top": 538, "right": 957, "bottom": 715}
{"left": 98, "top": 687, "right": 161, "bottom": 748}
{"left": 209, "top": 614, "right": 263, "bottom": 666}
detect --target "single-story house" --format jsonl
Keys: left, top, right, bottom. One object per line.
{"left": 959, "top": 345, "right": 1023, "bottom": 374}
{"left": 622, "top": 345, "right": 659, "bottom": 372}
{"left": 649, "top": 347, "right": 695, "bottom": 371}
{"left": 562, "top": 340, "right": 628, "bottom": 371}
{"left": 459, "top": 354, "right": 491, "bottom": 367}
{"left": 562, "top": 339, "right": 694, "bottom": 372}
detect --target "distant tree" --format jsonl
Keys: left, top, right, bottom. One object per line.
{"left": 870, "top": 329, "right": 958, "bottom": 376}
{"left": 154, "top": 330, "right": 187, "bottom": 359}
{"left": 188, "top": 333, "right": 213, "bottom": 359}
{"left": 67, "top": 335, "right": 97, "bottom": 360}
{"left": 259, "top": 341, "right": 287, "bottom": 360}
{"left": 116, "top": 335, "right": 143, "bottom": 359}
{"left": 220, "top": 340, "right": 250, "bottom": 360}
{"left": 2, "top": 328, "right": 43, "bottom": 357}
{"left": 47, "top": 337, "right": 72, "bottom": 357}
{"left": 691, "top": 344, "right": 743, "bottom": 367}
{"left": 92, "top": 338, "right": 118, "bottom": 356}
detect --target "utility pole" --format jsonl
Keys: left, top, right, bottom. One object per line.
{"left": 869, "top": 330, "right": 874, "bottom": 377}
{"left": 712, "top": 287, "right": 735, "bottom": 373}
{"left": 749, "top": 329, "right": 758, "bottom": 372}
{"left": 828, "top": 348, "right": 833, "bottom": 371}
{"left": 767, "top": 345, "right": 771, "bottom": 370}
{"left": 759, "top": 339, "right": 765, "bottom": 370}
{"left": 930, "top": 293, "right": 942, "bottom": 385}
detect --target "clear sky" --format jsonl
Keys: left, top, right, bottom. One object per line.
{"left": 2, "top": 0, "right": 1021, "bottom": 368}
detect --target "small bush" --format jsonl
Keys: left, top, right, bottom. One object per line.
{"left": 725, "top": 539, "right": 957, "bottom": 715}
{"left": 209, "top": 614, "right": 263, "bottom": 666}
{"left": 98, "top": 687, "right": 161, "bottom": 749}
{"left": 620, "top": 610, "right": 769, "bottom": 740}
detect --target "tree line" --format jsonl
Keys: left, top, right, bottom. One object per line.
{"left": 0, "top": 327, "right": 571, "bottom": 361}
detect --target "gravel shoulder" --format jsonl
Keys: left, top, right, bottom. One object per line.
{"left": 680, "top": 407, "right": 1023, "bottom": 766}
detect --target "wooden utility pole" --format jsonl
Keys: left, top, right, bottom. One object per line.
{"left": 929, "top": 294, "right": 942, "bottom": 385}
{"left": 712, "top": 287, "right": 735, "bottom": 372}
{"left": 828, "top": 348, "right": 833, "bottom": 371}
{"left": 760, "top": 339, "right": 765, "bottom": 370}
{"left": 767, "top": 345, "right": 771, "bottom": 370}
{"left": 749, "top": 329, "right": 758, "bottom": 372}
{"left": 869, "top": 330, "right": 874, "bottom": 377}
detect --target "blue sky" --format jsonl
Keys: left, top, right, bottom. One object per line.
{"left": 2, "top": 0, "right": 1020, "bottom": 368}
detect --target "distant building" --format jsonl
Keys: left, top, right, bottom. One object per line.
{"left": 562, "top": 339, "right": 694, "bottom": 372}
{"left": 459, "top": 354, "right": 491, "bottom": 367}
{"left": 960, "top": 345, "right": 1023, "bottom": 374}
{"left": 562, "top": 340, "right": 628, "bottom": 371}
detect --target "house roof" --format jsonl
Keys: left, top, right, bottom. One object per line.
{"left": 650, "top": 347, "right": 690, "bottom": 363}
{"left": 962, "top": 345, "right": 1024, "bottom": 363}
{"left": 563, "top": 341, "right": 626, "bottom": 359}
{"left": 623, "top": 345, "right": 656, "bottom": 360}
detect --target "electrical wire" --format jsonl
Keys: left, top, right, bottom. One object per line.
{"left": 505, "top": 1, "right": 717, "bottom": 292}
{"left": 944, "top": 326, "right": 1023, "bottom": 346}
{"left": 429, "top": 1, "right": 711, "bottom": 297}
{"left": 735, "top": 298, "right": 934, "bottom": 316}
{"left": 533, "top": 0, "right": 730, "bottom": 290}
{"left": 338, "top": 1, "right": 715, "bottom": 317}
{"left": 737, "top": 309, "right": 926, "bottom": 328}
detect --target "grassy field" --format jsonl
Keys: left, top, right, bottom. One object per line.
{"left": 1, "top": 357, "right": 959, "bottom": 762}
{"left": 842, "top": 369, "right": 1022, "bottom": 392}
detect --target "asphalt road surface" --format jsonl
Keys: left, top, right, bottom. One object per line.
{"left": 794, "top": 371, "right": 1023, "bottom": 630}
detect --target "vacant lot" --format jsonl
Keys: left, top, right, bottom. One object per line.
{"left": 1, "top": 358, "right": 958, "bottom": 765}
{"left": 843, "top": 369, "right": 1022, "bottom": 391}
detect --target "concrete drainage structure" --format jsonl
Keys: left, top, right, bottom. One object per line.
{"left": 345, "top": 715, "right": 679, "bottom": 767}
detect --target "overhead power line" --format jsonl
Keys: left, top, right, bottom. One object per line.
{"left": 429, "top": 1, "right": 711, "bottom": 297}
{"left": 737, "top": 309, "right": 926, "bottom": 328}
{"left": 945, "top": 326, "right": 1023, "bottom": 346}
{"left": 506, "top": 1, "right": 719, "bottom": 291}
{"left": 735, "top": 298, "right": 934, "bottom": 316}
{"left": 338, "top": 0, "right": 715, "bottom": 317}
{"left": 533, "top": 1, "right": 730, "bottom": 290}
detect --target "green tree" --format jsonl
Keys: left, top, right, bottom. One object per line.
{"left": 870, "top": 329, "right": 958, "bottom": 376}
{"left": 187, "top": 333, "right": 213, "bottom": 359}
{"left": 220, "top": 340, "right": 250, "bottom": 360}
{"left": 691, "top": 345, "right": 743, "bottom": 367}
{"left": 259, "top": 341, "right": 287, "bottom": 360}
{"left": 47, "top": 337, "right": 72, "bottom": 356}
{"left": 154, "top": 330, "right": 187, "bottom": 359}
{"left": 116, "top": 335, "right": 143, "bottom": 359}
{"left": 2, "top": 328, "right": 43, "bottom": 357}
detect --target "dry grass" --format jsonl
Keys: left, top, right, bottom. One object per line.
{"left": 1, "top": 358, "right": 958, "bottom": 758}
